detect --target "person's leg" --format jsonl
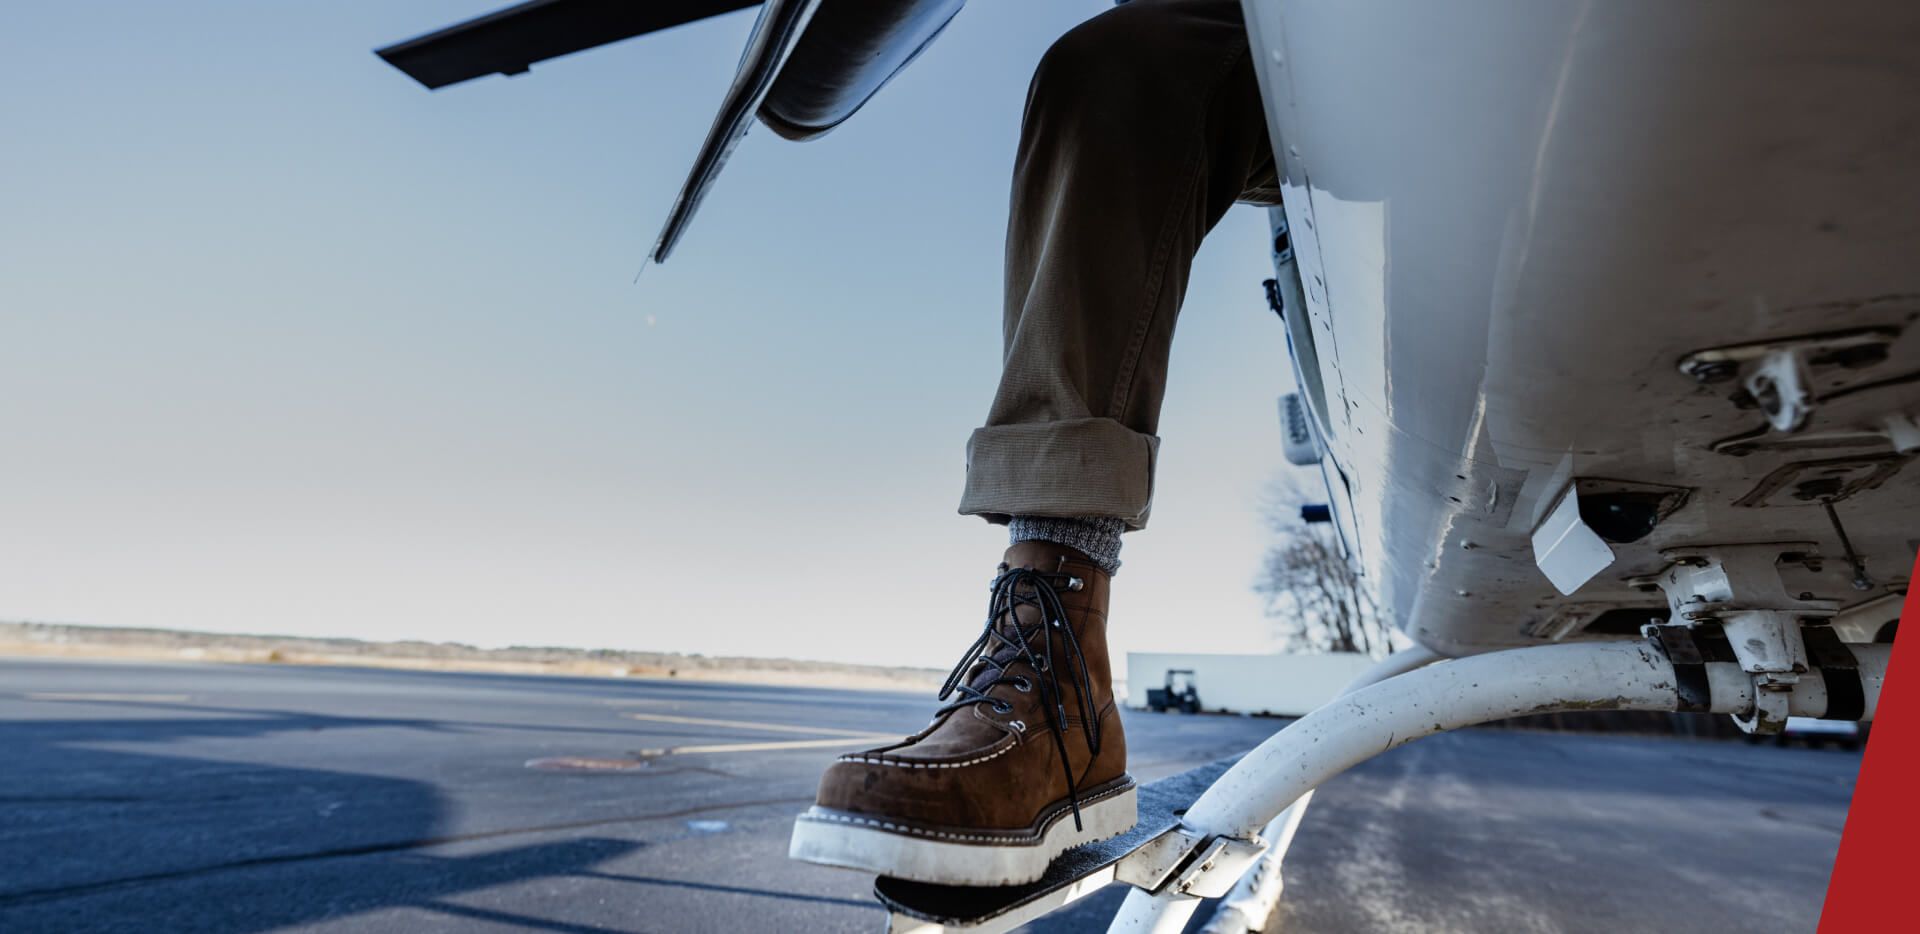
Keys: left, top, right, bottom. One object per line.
{"left": 959, "top": 0, "right": 1278, "bottom": 537}
{"left": 791, "top": 0, "right": 1274, "bottom": 886}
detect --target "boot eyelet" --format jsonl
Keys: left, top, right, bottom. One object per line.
{"left": 1033, "top": 657, "right": 1050, "bottom": 673}
{"left": 1009, "top": 719, "right": 1027, "bottom": 733}
{"left": 1012, "top": 677, "right": 1032, "bottom": 693}
{"left": 993, "top": 701, "right": 1014, "bottom": 714}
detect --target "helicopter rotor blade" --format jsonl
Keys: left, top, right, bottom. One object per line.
{"left": 376, "top": 0, "right": 760, "bottom": 90}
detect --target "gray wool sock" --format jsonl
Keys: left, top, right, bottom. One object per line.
{"left": 1008, "top": 515, "right": 1125, "bottom": 576}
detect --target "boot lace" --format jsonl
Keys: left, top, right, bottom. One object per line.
{"left": 937, "top": 564, "right": 1102, "bottom": 830}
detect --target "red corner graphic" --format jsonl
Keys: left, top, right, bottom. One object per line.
{"left": 1819, "top": 549, "right": 1917, "bottom": 932}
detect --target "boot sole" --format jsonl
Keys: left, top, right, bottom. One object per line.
{"left": 787, "top": 777, "right": 1137, "bottom": 887}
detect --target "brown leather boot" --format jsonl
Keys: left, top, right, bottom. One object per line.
{"left": 789, "top": 541, "right": 1132, "bottom": 886}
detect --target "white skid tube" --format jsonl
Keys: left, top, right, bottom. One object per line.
{"left": 1111, "top": 640, "right": 1889, "bottom": 933}
{"left": 1199, "top": 647, "right": 1445, "bottom": 934}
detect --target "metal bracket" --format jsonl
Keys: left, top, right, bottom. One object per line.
{"left": 1114, "top": 826, "right": 1207, "bottom": 893}
{"left": 1643, "top": 541, "right": 1835, "bottom": 734}
{"left": 1679, "top": 326, "right": 1906, "bottom": 442}
{"left": 1646, "top": 544, "right": 1839, "bottom": 734}
{"left": 1747, "top": 348, "right": 1816, "bottom": 433}
{"left": 1651, "top": 544, "right": 1838, "bottom": 623}
{"left": 1167, "top": 833, "right": 1269, "bottom": 899}
{"left": 1677, "top": 326, "right": 1900, "bottom": 386}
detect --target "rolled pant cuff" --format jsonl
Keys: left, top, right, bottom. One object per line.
{"left": 958, "top": 418, "right": 1159, "bottom": 531}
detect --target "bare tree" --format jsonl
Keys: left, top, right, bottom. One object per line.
{"left": 1255, "top": 474, "right": 1396, "bottom": 657}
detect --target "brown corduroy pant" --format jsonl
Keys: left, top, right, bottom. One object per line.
{"left": 958, "top": 0, "right": 1279, "bottom": 532}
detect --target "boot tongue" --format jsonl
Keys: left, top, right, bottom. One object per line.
{"left": 994, "top": 542, "right": 1076, "bottom": 637}
{"left": 965, "top": 543, "right": 1087, "bottom": 691}
{"left": 997, "top": 540, "right": 1106, "bottom": 633}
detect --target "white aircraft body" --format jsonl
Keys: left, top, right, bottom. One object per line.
{"left": 1252, "top": 0, "right": 1916, "bottom": 655}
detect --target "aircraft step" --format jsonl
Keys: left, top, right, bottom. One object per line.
{"left": 874, "top": 756, "right": 1240, "bottom": 932}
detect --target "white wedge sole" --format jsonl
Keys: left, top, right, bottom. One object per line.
{"left": 788, "top": 781, "right": 1138, "bottom": 887}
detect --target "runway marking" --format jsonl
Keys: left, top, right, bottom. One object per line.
{"left": 622, "top": 712, "right": 885, "bottom": 738}
{"left": 22, "top": 693, "right": 191, "bottom": 703}
{"left": 641, "top": 735, "right": 897, "bottom": 756}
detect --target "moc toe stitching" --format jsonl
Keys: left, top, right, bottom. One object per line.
{"left": 836, "top": 742, "right": 1019, "bottom": 770}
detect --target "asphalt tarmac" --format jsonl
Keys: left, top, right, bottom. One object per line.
{"left": 0, "top": 657, "right": 1857, "bottom": 933}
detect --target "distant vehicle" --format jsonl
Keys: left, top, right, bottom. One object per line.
{"left": 1144, "top": 669, "right": 1202, "bottom": 715}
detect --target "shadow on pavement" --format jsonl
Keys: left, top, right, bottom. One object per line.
{"left": 0, "top": 705, "right": 657, "bottom": 932}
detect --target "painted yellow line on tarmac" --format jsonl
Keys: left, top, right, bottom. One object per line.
{"left": 623, "top": 711, "right": 889, "bottom": 738}
{"left": 643, "top": 735, "right": 898, "bottom": 756}
{"left": 23, "top": 693, "right": 192, "bottom": 703}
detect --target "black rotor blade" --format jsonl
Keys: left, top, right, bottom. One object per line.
{"left": 377, "top": 0, "right": 761, "bottom": 90}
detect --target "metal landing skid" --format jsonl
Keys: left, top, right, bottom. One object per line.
{"left": 867, "top": 547, "right": 1890, "bottom": 933}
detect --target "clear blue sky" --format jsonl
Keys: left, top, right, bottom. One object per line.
{"left": 0, "top": 1, "right": 1302, "bottom": 669}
